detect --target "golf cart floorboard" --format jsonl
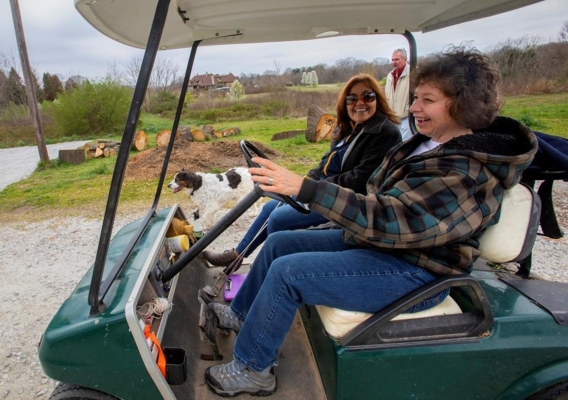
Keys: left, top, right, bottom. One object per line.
{"left": 161, "top": 260, "right": 326, "bottom": 400}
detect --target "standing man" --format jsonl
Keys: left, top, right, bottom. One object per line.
{"left": 385, "top": 48, "right": 412, "bottom": 140}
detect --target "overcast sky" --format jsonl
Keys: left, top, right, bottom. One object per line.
{"left": 1, "top": 0, "right": 567, "bottom": 81}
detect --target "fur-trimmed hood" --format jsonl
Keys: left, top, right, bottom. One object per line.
{"left": 390, "top": 116, "right": 537, "bottom": 190}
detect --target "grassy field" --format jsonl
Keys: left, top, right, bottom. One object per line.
{"left": 0, "top": 92, "right": 566, "bottom": 217}
{"left": 500, "top": 92, "right": 567, "bottom": 136}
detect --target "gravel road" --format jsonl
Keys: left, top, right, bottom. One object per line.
{"left": 0, "top": 144, "right": 567, "bottom": 399}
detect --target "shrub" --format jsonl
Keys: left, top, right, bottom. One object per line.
{"left": 47, "top": 79, "right": 131, "bottom": 137}
{"left": 0, "top": 103, "right": 58, "bottom": 147}
{"left": 146, "top": 91, "right": 179, "bottom": 114}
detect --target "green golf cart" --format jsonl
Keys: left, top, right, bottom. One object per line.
{"left": 38, "top": 0, "right": 568, "bottom": 399}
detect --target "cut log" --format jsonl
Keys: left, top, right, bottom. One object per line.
{"left": 179, "top": 126, "right": 193, "bottom": 141}
{"left": 132, "top": 130, "right": 148, "bottom": 151}
{"left": 99, "top": 140, "right": 118, "bottom": 148}
{"left": 214, "top": 131, "right": 223, "bottom": 138}
{"left": 222, "top": 128, "right": 235, "bottom": 137}
{"left": 59, "top": 149, "right": 85, "bottom": 165}
{"left": 192, "top": 129, "right": 206, "bottom": 142}
{"left": 315, "top": 114, "right": 336, "bottom": 142}
{"left": 156, "top": 129, "right": 171, "bottom": 147}
{"left": 108, "top": 147, "right": 118, "bottom": 157}
{"left": 271, "top": 129, "right": 305, "bottom": 141}
{"left": 95, "top": 147, "right": 103, "bottom": 158}
{"left": 84, "top": 143, "right": 97, "bottom": 152}
{"left": 305, "top": 106, "right": 327, "bottom": 142}
{"left": 200, "top": 125, "right": 215, "bottom": 138}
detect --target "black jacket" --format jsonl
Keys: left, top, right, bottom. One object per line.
{"left": 307, "top": 112, "right": 401, "bottom": 194}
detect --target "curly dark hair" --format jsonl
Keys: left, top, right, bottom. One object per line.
{"left": 335, "top": 73, "right": 399, "bottom": 140}
{"left": 410, "top": 46, "right": 502, "bottom": 130}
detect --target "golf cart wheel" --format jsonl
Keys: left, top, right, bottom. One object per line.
{"left": 526, "top": 380, "right": 568, "bottom": 400}
{"left": 49, "top": 383, "right": 119, "bottom": 400}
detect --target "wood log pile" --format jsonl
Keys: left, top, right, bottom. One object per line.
{"left": 155, "top": 125, "right": 242, "bottom": 147}
{"left": 84, "top": 139, "right": 121, "bottom": 159}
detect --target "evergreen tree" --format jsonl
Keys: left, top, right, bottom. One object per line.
{"left": 64, "top": 77, "right": 79, "bottom": 91}
{"left": 6, "top": 68, "right": 26, "bottom": 105}
{"left": 43, "top": 73, "right": 64, "bottom": 101}
{"left": 226, "top": 79, "right": 245, "bottom": 101}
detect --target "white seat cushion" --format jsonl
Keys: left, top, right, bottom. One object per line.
{"left": 315, "top": 295, "right": 462, "bottom": 340}
{"left": 478, "top": 183, "right": 537, "bottom": 263}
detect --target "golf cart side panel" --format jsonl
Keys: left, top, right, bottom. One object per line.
{"left": 38, "top": 208, "right": 176, "bottom": 399}
{"left": 497, "top": 361, "right": 568, "bottom": 400}
{"left": 302, "top": 271, "right": 568, "bottom": 400}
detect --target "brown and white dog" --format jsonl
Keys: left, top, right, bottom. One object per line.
{"left": 167, "top": 167, "right": 253, "bottom": 228}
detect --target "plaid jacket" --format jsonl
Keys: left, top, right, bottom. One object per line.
{"left": 297, "top": 116, "right": 538, "bottom": 275}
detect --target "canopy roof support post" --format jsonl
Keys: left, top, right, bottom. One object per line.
{"left": 403, "top": 30, "right": 418, "bottom": 136}
{"left": 95, "top": 40, "right": 205, "bottom": 305}
{"left": 88, "top": 0, "right": 171, "bottom": 315}
{"left": 151, "top": 40, "right": 202, "bottom": 210}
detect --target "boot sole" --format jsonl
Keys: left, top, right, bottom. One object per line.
{"left": 205, "top": 370, "right": 277, "bottom": 397}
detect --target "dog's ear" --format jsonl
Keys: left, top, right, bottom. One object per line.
{"left": 176, "top": 169, "right": 193, "bottom": 181}
{"left": 188, "top": 172, "right": 203, "bottom": 191}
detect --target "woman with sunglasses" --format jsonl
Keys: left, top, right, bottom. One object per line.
{"left": 203, "top": 47, "right": 538, "bottom": 397}
{"left": 203, "top": 73, "right": 401, "bottom": 267}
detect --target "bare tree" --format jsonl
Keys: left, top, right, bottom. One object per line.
{"left": 560, "top": 21, "right": 568, "bottom": 42}
{"left": 121, "top": 54, "right": 180, "bottom": 111}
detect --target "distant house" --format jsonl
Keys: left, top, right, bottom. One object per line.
{"left": 189, "top": 73, "right": 237, "bottom": 91}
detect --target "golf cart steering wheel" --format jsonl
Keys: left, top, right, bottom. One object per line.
{"left": 240, "top": 140, "right": 310, "bottom": 214}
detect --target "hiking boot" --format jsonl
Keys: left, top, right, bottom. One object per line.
{"left": 208, "top": 302, "right": 244, "bottom": 333}
{"left": 203, "top": 249, "right": 238, "bottom": 266}
{"left": 205, "top": 359, "right": 276, "bottom": 397}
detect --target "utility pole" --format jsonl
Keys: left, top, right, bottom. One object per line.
{"left": 9, "top": 0, "right": 49, "bottom": 164}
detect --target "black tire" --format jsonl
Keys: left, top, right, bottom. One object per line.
{"left": 526, "top": 381, "right": 568, "bottom": 400}
{"left": 49, "top": 383, "right": 119, "bottom": 400}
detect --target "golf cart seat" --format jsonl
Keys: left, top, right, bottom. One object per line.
{"left": 316, "top": 182, "right": 541, "bottom": 341}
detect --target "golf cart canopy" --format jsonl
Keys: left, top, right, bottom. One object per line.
{"left": 75, "top": 0, "right": 543, "bottom": 50}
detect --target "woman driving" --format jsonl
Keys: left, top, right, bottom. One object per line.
{"left": 203, "top": 73, "right": 401, "bottom": 267}
{"left": 203, "top": 46, "right": 538, "bottom": 397}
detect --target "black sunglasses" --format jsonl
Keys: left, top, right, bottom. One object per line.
{"left": 345, "top": 91, "right": 377, "bottom": 105}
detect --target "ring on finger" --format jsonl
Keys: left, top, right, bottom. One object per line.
{"left": 268, "top": 177, "right": 273, "bottom": 186}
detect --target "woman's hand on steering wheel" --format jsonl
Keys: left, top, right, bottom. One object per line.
{"left": 240, "top": 140, "right": 309, "bottom": 214}
{"left": 249, "top": 157, "right": 304, "bottom": 197}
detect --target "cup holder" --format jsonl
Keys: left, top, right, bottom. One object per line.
{"left": 164, "top": 347, "right": 187, "bottom": 385}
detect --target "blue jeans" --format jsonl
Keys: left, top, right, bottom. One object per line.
{"left": 231, "top": 230, "right": 448, "bottom": 371}
{"left": 235, "top": 199, "right": 329, "bottom": 257}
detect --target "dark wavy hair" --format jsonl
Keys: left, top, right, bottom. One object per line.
{"left": 410, "top": 46, "right": 502, "bottom": 130}
{"left": 335, "top": 73, "right": 399, "bottom": 140}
